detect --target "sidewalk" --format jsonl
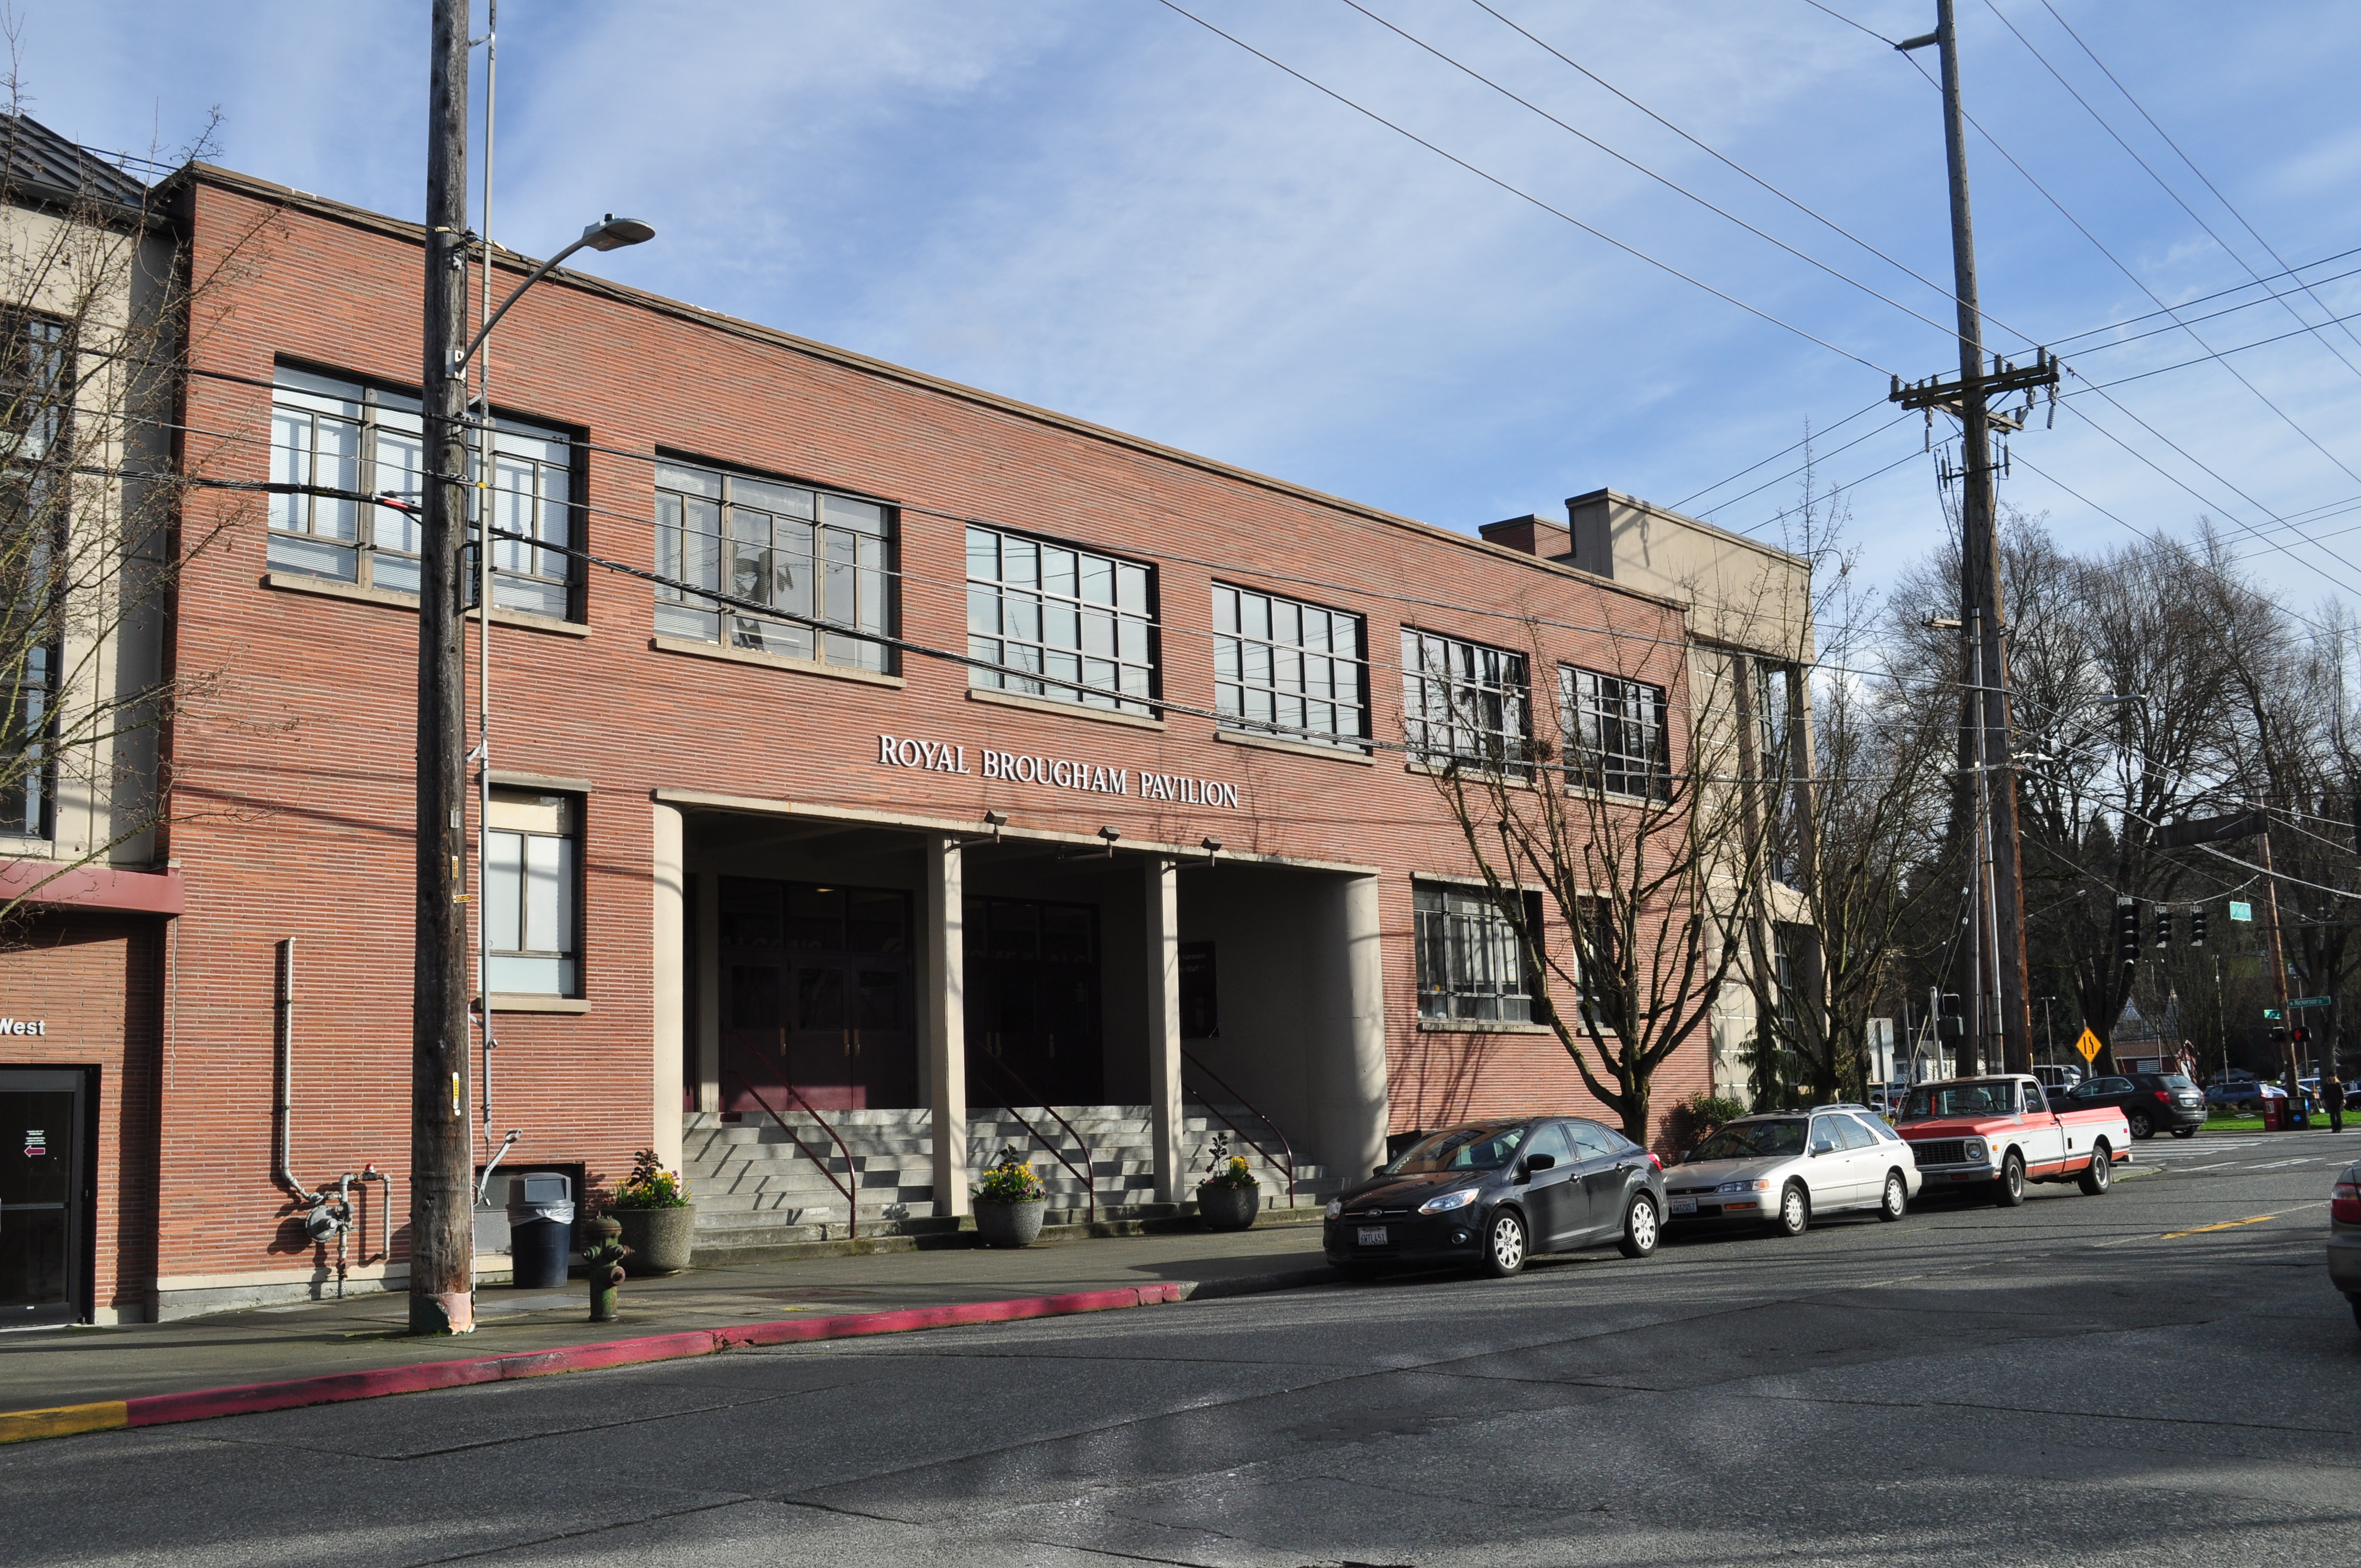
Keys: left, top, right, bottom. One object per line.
{"left": 0, "top": 1221, "right": 1333, "bottom": 1427}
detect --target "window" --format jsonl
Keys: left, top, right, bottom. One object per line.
{"left": 0, "top": 310, "right": 68, "bottom": 839}
{"left": 485, "top": 789, "right": 578, "bottom": 995}
{"left": 1564, "top": 1121, "right": 1619, "bottom": 1161}
{"left": 1758, "top": 661, "right": 1802, "bottom": 885}
{"left": 268, "top": 366, "right": 576, "bottom": 613}
{"left": 966, "top": 526, "right": 1153, "bottom": 714}
{"left": 1402, "top": 629, "right": 1527, "bottom": 771}
{"left": 1560, "top": 667, "right": 1669, "bottom": 799}
{"left": 654, "top": 460, "right": 892, "bottom": 673}
{"left": 1413, "top": 881, "right": 1536, "bottom": 1023}
{"left": 1212, "top": 585, "right": 1367, "bottom": 748}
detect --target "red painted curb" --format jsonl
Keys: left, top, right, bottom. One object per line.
{"left": 115, "top": 1282, "right": 1185, "bottom": 1432}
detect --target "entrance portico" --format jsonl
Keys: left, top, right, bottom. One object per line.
{"left": 652, "top": 792, "right": 1385, "bottom": 1228}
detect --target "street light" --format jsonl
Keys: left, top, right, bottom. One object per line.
{"left": 456, "top": 215, "right": 655, "bottom": 374}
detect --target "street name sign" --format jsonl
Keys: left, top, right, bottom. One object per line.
{"left": 2293, "top": 996, "right": 2333, "bottom": 1009}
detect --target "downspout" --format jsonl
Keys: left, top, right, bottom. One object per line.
{"left": 272, "top": 938, "right": 304, "bottom": 1196}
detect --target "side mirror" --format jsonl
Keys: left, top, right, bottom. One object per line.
{"left": 1524, "top": 1153, "right": 1556, "bottom": 1174}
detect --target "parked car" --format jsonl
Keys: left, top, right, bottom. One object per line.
{"left": 1662, "top": 1106, "right": 1922, "bottom": 1237}
{"left": 2332, "top": 1164, "right": 2361, "bottom": 1330}
{"left": 1897, "top": 1075, "right": 2130, "bottom": 1205}
{"left": 2206, "top": 1082, "right": 2279, "bottom": 1112}
{"left": 1324, "top": 1118, "right": 1667, "bottom": 1278}
{"left": 2209, "top": 1068, "right": 2261, "bottom": 1086}
{"left": 2046, "top": 1072, "right": 2205, "bottom": 1139}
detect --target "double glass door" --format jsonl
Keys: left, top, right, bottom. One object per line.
{"left": 721, "top": 879, "right": 916, "bottom": 1112}
{"left": 1, "top": 1070, "right": 81, "bottom": 1326}
{"left": 965, "top": 897, "right": 1104, "bottom": 1106}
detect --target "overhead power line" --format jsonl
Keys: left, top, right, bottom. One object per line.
{"left": 1152, "top": 0, "right": 1897, "bottom": 374}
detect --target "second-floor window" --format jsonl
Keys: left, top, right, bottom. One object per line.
{"left": 967, "top": 526, "right": 1154, "bottom": 715}
{"left": 654, "top": 460, "right": 893, "bottom": 674}
{"left": 267, "top": 366, "right": 576, "bottom": 615}
{"left": 0, "top": 310, "right": 68, "bottom": 840}
{"left": 1213, "top": 585, "right": 1368, "bottom": 749}
{"left": 1560, "top": 667, "right": 1669, "bottom": 799}
{"left": 1402, "top": 629, "right": 1528, "bottom": 772}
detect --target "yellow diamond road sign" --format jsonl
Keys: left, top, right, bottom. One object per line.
{"left": 2074, "top": 1028, "right": 2104, "bottom": 1064}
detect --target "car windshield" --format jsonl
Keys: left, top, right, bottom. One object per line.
{"left": 1689, "top": 1120, "right": 1806, "bottom": 1161}
{"left": 1387, "top": 1124, "right": 1526, "bottom": 1174}
{"left": 1902, "top": 1082, "right": 2018, "bottom": 1120}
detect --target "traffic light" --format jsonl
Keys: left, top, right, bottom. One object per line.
{"left": 2191, "top": 909, "right": 2207, "bottom": 948}
{"left": 1938, "top": 993, "right": 1963, "bottom": 1039}
{"left": 2270, "top": 1023, "right": 2291, "bottom": 1043}
{"left": 2155, "top": 908, "right": 2173, "bottom": 949}
{"left": 2294, "top": 1025, "right": 2313, "bottom": 1047}
{"left": 2116, "top": 897, "right": 2140, "bottom": 968}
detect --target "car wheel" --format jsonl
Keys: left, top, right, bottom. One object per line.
{"left": 1773, "top": 1181, "right": 1810, "bottom": 1237}
{"left": 1481, "top": 1208, "right": 1527, "bottom": 1277}
{"left": 1993, "top": 1150, "right": 2027, "bottom": 1207}
{"left": 2172, "top": 1127, "right": 2195, "bottom": 1139}
{"left": 1877, "top": 1170, "right": 1907, "bottom": 1221}
{"left": 2077, "top": 1141, "right": 2113, "bottom": 1196}
{"left": 1617, "top": 1194, "right": 1660, "bottom": 1259}
{"left": 2128, "top": 1109, "right": 2155, "bottom": 1140}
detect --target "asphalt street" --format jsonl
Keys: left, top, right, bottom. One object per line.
{"left": 8, "top": 1130, "right": 2360, "bottom": 1567}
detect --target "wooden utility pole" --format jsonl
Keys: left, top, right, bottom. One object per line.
{"left": 412, "top": 0, "right": 475, "bottom": 1336}
{"left": 2256, "top": 824, "right": 2302, "bottom": 1096}
{"left": 1893, "top": 1, "right": 2058, "bottom": 1077}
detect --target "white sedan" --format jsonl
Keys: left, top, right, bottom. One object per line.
{"left": 1664, "top": 1106, "right": 1924, "bottom": 1237}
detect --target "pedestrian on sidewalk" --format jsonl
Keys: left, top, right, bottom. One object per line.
{"left": 2327, "top": 1071, "right": 2347, "bottom": 1135}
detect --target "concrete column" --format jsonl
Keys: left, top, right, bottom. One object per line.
{"left": 694, "top": 868, "right": 721, "bottom": 1113}
{"left": 922, "top": 835, "right": 969, "bottom": 1218}
{"left": 1146, "top": 856, "right": 1184, "bottom": 1203}
{"left": 1308, "top": 873, "right": 1389, "bottom": 1185}
{"left": 651, "top": 804, "right": 687, "bottom": 1178}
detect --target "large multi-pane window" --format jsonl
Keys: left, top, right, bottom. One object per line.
{"left": 1560, "top": 666, "right": 1669, "bottom": 799}
{"left": 1402, "top": 629, "right": 1528, "bottom": 771}
{"left": 0, "top": 310, "right": 67, "bottom": 839}
{"left": 653, "top": 460, "right": 893, "bottom": 673}
{"left": 1414, "top": 882, "right": 1537, "bottom": 1024}
{"left": 267, "top": 366, "right": 575, "bottom": 614}
{"left": 966, "top": 526, "right": 1154, "bottom": 715}
{"left": 1212, "top": 585, "right": 1367, "bottom": 749}
{"left": 485, "top": 788, "right": 578, "bottom": 995}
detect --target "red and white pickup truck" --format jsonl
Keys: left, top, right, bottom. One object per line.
{"left": 1895, "top": 1075, "right": 2131, "bottom": 1206}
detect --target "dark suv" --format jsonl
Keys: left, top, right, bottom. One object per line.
{"left": 2046, "top": 1072, "right": 2206, "bottom": 1139}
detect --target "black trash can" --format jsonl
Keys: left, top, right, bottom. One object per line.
{"left": 506, "top": 1172, "right": 575, "bottom": 1289}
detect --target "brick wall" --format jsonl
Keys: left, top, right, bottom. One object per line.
{"left": 146, "top": 169, "right": 1715, "bottom": 1288}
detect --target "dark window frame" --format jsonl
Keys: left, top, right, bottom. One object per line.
{"left": 1559, "top": 665, "right": 1671, "bottom": 801}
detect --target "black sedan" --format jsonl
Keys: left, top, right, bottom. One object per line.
{"left": 1324, "top": 1117, "right": 1667, "bottom": 1278}
{"left": 2046, "top": 1072, "right": 2206, "bottom": 1138}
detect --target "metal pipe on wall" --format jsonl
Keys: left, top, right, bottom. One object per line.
{"left": 272, "top": 938, "right": 303, "bottom": 1196}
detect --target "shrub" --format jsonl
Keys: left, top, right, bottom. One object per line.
{"left": 1669, "top": 1092, "right": 1749, "bottom": 1148}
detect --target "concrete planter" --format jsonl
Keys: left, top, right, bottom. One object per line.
{"left": 973, "top": 1198, "right": 1047, "bottom": 1249}
{"left": 1196, "top": 1184, "right": 1260, "bottom": 1232}
{"left": 613, "top": 1204, "right": 696, "bottom": 1275}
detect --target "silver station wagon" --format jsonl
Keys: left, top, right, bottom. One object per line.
{"left": 1664, "top": 1106, "right": 1924, "bottom": 1237}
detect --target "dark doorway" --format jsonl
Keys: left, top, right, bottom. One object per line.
{"left": 1, "top": 1068, "right": 85, "bottom": 1326}
{"left": 966, "top": 896, "right": 1103, "bottom": 1106}
{"left": 721, "top": 878, "right": 916, "bottom": 1112}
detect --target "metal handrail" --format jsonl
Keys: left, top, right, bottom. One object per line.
{"left": 1181, "top": 1047, "right": 1297, "bottom": 1207}
{"left": 728, "top": 1039, "right": 861, "bottom": 1239}
{"left": 967, "top": 1047, "right": 1097, "bottom": 1222}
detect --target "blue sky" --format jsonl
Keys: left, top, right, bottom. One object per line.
{"left": 26, "top": 2, "right": 2361, "bottom": 616}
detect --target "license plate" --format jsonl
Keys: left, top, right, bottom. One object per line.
{"left": 1669, "top": 1196, "right": 1696, "bottom": 1215}
{"left": 1357, "top": 1226, "right": 1388, "bottom": 1246}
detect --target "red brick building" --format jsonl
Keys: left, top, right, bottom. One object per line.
{"left": 3, "top": 156, "right": 1742, "bottom": 1324}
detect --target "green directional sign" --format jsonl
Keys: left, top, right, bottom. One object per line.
{"left": 2229, "top": 901, "right": 2254, "bottom": 922}
{"left": 2264, "top": 1008, "right": 2282, "bottom": 1020}
{"left": 2293, "top": 996, "right": 2334, "bottom": 1009}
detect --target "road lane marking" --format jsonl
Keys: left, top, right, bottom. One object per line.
{"left": 2160, "top": 1205, "right": 2322, "bottom": 1238}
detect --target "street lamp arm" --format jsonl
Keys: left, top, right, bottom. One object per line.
{"left": 456, "top": 236, "right": 591, "bottom": 374}
{"left": 454, "top": 214, "right": 654, "bottom": 374}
